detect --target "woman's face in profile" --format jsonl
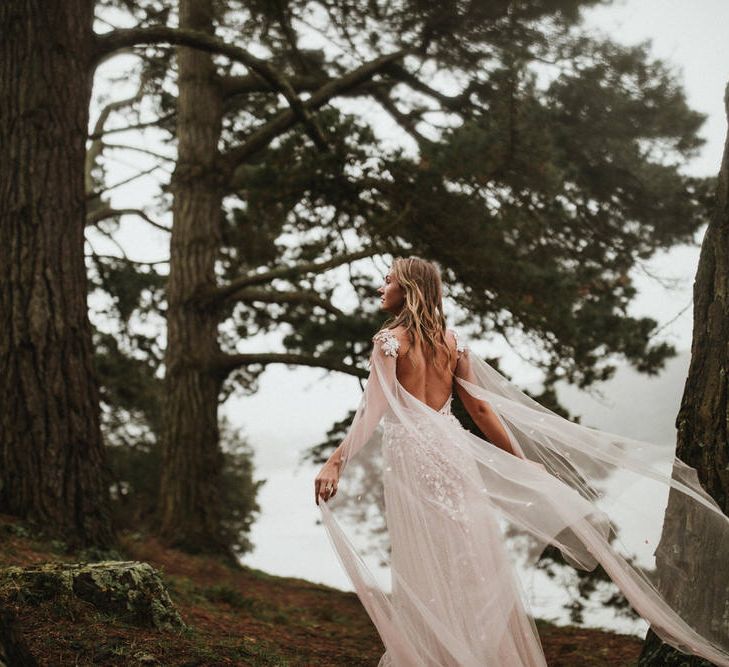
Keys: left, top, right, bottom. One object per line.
{"left": 378, "top": 269, "right": 405, "bottom": 313}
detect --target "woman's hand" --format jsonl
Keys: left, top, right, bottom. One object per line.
{"left": 315, "top": 460, "right": 340, "bottom": 505}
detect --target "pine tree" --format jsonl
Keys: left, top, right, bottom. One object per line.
{"left": 0, "top": 0, "right": 116, "bottom": 547}
{"left": 0, "top": 0, "right": 360, "bottom": 547}
{"left": 86, "top": 1, "right": 713, "bottom": 553}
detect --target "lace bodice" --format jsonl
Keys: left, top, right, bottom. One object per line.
{"left": 383, "top": 401, "right": 469, "bottom": 521}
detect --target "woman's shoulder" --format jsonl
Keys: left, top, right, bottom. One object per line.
{"left": 447, "top": 327, "right": 468, "bottom": 355}
{"left": 372, "top": 325, "right": 409, "bottom": 357}
{"left": 373, "top": 326, "right": 465, "bottom": 358}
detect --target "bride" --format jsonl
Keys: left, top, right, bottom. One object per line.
{"left": 314, "top": 256, "right": 729, "bottom": 666}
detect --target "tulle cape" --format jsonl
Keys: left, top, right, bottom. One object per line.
{"left": 318, "top": 330, "right": 729, "bottom": 666}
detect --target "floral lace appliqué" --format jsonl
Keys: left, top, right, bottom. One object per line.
{"left": 373, "top": 329, "right": 400, "bottom": 357}
{"left": 451, "top": 329, "right": 468, "bottom": 358}
{"left": 383, "top": 419, "right": 469, "bottom": 521}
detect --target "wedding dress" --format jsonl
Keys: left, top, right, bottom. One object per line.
{"left": 318, "top": 328, "right": 729, "bottom": 666}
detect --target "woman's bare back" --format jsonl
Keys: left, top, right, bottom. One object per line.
{"left": 392, "top": 327, "right": 458, "bottom": 412}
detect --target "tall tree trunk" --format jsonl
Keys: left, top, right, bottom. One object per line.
{"left": 639, "top": 85, "right": 729, "bottom": 666}
{"left": 158, "top": 0, "right": 228, "bottom": 554}
{"left": 0, "top": 1, "right": 114, "bottom": 546}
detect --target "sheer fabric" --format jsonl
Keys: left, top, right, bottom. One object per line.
{"left": 318, "top": 328, "right": 729, "bottom": 666}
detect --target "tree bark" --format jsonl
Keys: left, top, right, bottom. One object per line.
{"left": 639, "top": 85, "right": 729, "bottom": 666}
{"left": 158, "top": 0, "right": 228, "bottom": 554}
{"left": 153, "top": 6, "right": 407, "bottom": 556}
{"left": 0, "top": 1, "right": 114, "bottom": 546}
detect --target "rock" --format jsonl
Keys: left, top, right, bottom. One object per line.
{"left": 0, "top": 561, "right": 185, "bottom": 632}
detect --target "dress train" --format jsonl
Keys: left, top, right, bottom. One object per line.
{"left": 319, "top": 328, "right": 729, "bottom": 666}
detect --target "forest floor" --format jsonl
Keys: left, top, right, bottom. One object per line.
{"left": 0, "top": 514, "right": 643, "bottom": 666}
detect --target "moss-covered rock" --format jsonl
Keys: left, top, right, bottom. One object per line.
{"left": 0, "top": 561, "right": 185, "bottom": 631}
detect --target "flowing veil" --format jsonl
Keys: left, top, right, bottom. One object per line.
{"left": 318, "top": 329, "right": 729, "bottom": 666}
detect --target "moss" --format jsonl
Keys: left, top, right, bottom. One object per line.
{"left": 2, "top": 523, "right": 31, "bottom": 539}
{"left": 0, "top": 561, "right": 185, "bottom": 631}
{"left": 199, "top": 584, "right": 253, "bottom": 610}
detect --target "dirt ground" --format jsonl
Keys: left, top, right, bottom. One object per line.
{"left": 0, "top": 515, "right": 642, "bottom": 666}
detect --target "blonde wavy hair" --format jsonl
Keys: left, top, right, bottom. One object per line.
{"left": 381, "top": 256, "right": 452, "bottom": 371}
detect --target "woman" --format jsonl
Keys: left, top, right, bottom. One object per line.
{"left": 315, "top": 256, "right": 729, "bottom": 666}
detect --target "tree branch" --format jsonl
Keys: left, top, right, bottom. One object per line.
{"left": 86, "top": 206, "right": 171, "bottom": 233}
{"left": 93, "top": 25, "right": 247, "bottom": 65}
{"left": 384, "top": 63, "right": 476, "bottom": 112}
{"left": 371, "top": 90, "right": 435, "bottom": 151}
{"left": 86, "top": 252, "right": 169, "bottom": 267}
{"left": 224, "top": 48, "right": 412, "bottom": 179}
{"left": 102, "top": 142, "right": 176, "bottom": 163}
{"left": 228, "top": 288, "right": 344, "bottom": 317}
{"left": 94, "top": 25, "right": 329, "bottom": 151}
{"left": 86, "top": 80, "right": 148, "bottom": 193}
{"left": 214, "top": 352, "right": 368, "bottom": 379}
{"left": 88, "top": 113, "right": 176, "bottom": 140}
{"left": 209, "top": 249, "right": 376, "bottom": 302}
{"left": 88, "top": 221, "right": 130, "bottom": 260}
{"left": 87, "top": 164, "right": 165, "bottom": 201}
{"left": 275, "top": 5, "right": 312, "bottom": 76}
{"left": 220, "top": 72, "right": 327, "bottom": 98}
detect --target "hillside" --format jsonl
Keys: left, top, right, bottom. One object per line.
{"left": 0, "top": 515, "right": 642, "bottom": 666}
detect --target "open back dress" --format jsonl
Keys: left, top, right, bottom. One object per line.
{"left": 319, "top": 327, "right": 729, "bottom": 666}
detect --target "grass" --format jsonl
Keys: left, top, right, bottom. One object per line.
{"left": 0, "top": 513, "right": 643, "bottom": 665}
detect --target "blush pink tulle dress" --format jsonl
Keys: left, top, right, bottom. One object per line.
{"left": 319, "top": 328, "right": 729, "bottom": 666}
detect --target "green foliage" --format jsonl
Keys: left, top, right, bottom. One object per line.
{"left": 91, "top": 255, "right": 167, "bottom": 324}
{"left": 92, "top": 0, "right": 713, "bottom": 402}
{"left": 536, "top": 543, "right": 639, "bottom": 626}
{"left": 200, "top": 583, "right": 254, "bottom": 610}
{"left": 104, "top": 417, "right": 264, "bottom": 556}
{"left": 89, "top": 0, "right": 713, "bottom": 561}
{"left": 212, "top": 22, "right": 711, "bottom": 399}
{"left": 218, "top": 419, "right": 267, "bottom": 557}
{"left": 89, "top": 6, "right": 713, "bottom": 381}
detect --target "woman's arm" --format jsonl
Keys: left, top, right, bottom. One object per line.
{"left": 453, "top": 350, "right": 523, "bottom": 458}
{"left": 315, "top": 328, "right": 402, "bottom": 504}
{"left": 324, "top": 442, "right": 345, "bottom": 469}
{"left": 455, "top": 384, "right": 519, "bottom": 455}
